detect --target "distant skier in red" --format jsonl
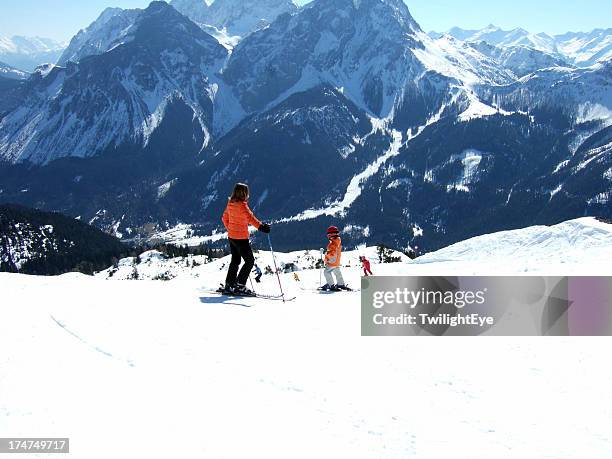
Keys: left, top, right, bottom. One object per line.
{"left": 360, "top": 256, "right": 373, "bottom": 276}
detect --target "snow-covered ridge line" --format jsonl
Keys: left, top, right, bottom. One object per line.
{"left": 99, "top": 217, "right": 612, "bottom": 281}
{"left": 435, "top": 25, "right": 612, "bottom": 68}
{"left": 411, "top": 217, "right": 612, "bottom": 275}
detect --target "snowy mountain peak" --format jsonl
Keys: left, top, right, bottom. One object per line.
{"left": 377, "top": 0, "right": 421, "bottom": 32}
{"left": 205, "top": 0, "right": 298, "bottom": 37}
{"left": 171, "top": 0, "right": 210, "bottom": 24}
{"left": 222, "top": 0, "right": 433, "bottom": 116}
{"left": 60, "top": 1, "right": 225, "bottom": 66}
{"left": 128, "top": 1, "right": 225, "bottom": 53}
{"left": 314, "top": 0, "right": 419, "bottom": 30}
{"left": 32, "top": 63, "right": 59, "bottom": 78}
{"left": 58, "top": 7, "right": 141, "bottom": 65}
{"left": 143, "top": 0, "right": 172, "bottom": 14}
{"left": 97, "top": 7, "right": 127, "bottom": 22}
{"left": 171, "top": 0, "right": 298, "bottom": 38}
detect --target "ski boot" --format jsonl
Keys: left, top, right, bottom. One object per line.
{"left": 233, "top": 284, "right": 256, "bottom": 297}
{"left": 337, "top": 285, "right": 352, "bottom": 292}
{"left": 218, "top": 283, "right": 236, "bottom": 295}
{"left": 319, "top": 284, "right": 333, "bottom": 291}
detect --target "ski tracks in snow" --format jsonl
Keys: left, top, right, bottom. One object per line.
{"left": 50, "top": 315, "right": 135, "bottom": 367}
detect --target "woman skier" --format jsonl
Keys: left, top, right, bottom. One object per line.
{"left": 321, "top": 226, "right": 349, "bottom": 291}
{"left": 221, "top": 183, "right": 270, "bottom": 295}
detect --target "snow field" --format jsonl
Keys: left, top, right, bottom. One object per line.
{"left": 2, "top": 270, "right": 612, "bottom": 458}
{"left": 2, "top": 217, "right": 612, "bottom": 457}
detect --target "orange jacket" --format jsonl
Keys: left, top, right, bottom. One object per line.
{"left": 222, "top": 200, "right": 261, "bottom": 240}
{"left": 325, "top": 236, "right": 342, "bottom": 267}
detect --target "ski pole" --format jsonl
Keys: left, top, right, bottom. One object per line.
{"left": 319, "top": 248, "right": 324, "bottom": 288}
{"left": 248, "top": 274, "right": 256, "bottom": 293}
{"left": 267, "top": 233, "right": 286, "bottom": 303}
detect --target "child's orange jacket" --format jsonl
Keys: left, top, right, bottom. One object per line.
{"left": 222, "top": 200, "right": 261, "bottom": 240}
{"left": 325, "top": 236, "right": 342, "bottom": 267}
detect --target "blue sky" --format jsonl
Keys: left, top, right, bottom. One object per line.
{"left": 0, "top": 0, "right": 610, "bottom": 42}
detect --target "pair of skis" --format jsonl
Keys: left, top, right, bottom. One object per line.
{"left": 300, "top": 286, "right": 360, "bottom": 293}
{"left": 200, "top": 284, "right": 359, "bottom": 302}
{"left": 200, "top": 285, "right": 296, "bottom": 302}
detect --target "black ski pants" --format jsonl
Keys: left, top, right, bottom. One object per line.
{"left": 225, "top": 238, "right": 255, "bottom": 286}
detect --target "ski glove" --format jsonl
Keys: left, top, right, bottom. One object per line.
{"left": 259, "top": 223, "right": 271, "bottom": 234}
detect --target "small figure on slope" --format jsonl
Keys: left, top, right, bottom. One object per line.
{"left": 253, "top": 264, "right": 263, "bottom": 283}
{"left": 360, "top": 256, "right": 373, "bottom": 276}
{"left": 320, "top": 226, "right": 350, "bottom": 291}
{"left": 220, "top": 183, "right": 270, "bottom": 295}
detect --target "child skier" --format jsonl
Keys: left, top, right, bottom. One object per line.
{"left": 321, "top": 226, "right": 349, "bottom": 291}
{"left": 221, "top": 183, "right": 270, "bottom": 295}
{"left": 360, "top": 256, "right": 373, "bottom": 276}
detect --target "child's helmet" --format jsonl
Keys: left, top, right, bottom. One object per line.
{"left": 327, "top": 226, "right": 340, "bottom": 235}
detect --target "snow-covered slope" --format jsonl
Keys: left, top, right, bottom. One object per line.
{"left": 57, "top": 7, "right": 142, "bottom": 65}
{"left": 0, "top": 35, "right": 65, "bottom": 72}
{"left": 425, "top": 34, "right": 516, "bottom": 82}
{"left": 555, "top": 29, "right": 612, "bottom": 67}
{"left": 465, "top": 40, "right": 570, "bottom": 78}
{"left": 4, "top": 273, "right": 612, "bottom": 458}
{"left": 0, "top": 61, "right": 29, "bottom": 80}
{"left": 1, "top": 221, "right": 61, "bottom": 271}
{"left": 2, "top": 218, "right": 612, "bottom": 458}
{"left": 411, "top": 217, "right": 612, "bottom": 275}
{"left": 0, "top": 204, "right": 125, "bottom": 274}
{"left": 481, "top": 60, "right": 612, "bottom": 122}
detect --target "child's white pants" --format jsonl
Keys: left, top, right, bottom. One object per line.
{"left": 324, "top": 266, "right": 345, "bottom": 286}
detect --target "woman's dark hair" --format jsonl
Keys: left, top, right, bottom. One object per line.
{"left": 229, "top": 183, "right": 250, "bottom": 202}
